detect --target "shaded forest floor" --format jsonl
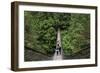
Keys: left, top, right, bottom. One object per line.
{"left": 24, "top": 47, "right": 52, "bottom": 61}
{"left": 24, "top": 47, "right": 90, "bottom": 61}
{"left": 63, "top": 48, "right": 90, "bottom": 59}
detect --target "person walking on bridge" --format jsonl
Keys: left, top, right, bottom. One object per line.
{"left": 56, "top": 44, "right": 61, "bottom": 55}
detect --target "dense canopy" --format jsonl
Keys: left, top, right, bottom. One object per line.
{"left": 24, "top": 11, "right": 90, "bottom": 59}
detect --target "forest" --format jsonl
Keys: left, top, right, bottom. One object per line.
{"left": 24, "top": 11, "right": 90, "bottom": 61}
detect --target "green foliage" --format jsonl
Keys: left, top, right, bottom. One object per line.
{"left": 62, "top": 13, "right": 90, "bottom": 56}
{"left": 24, "top": 11, "right": 70, "bottom": 55}
{"left": 24, "top": 11, "right": 90, "bottom": 57}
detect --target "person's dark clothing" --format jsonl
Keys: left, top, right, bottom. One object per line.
{"left": 59, "top": 47, "right": 61, "bottom": 54}
{"left": 56, "top": 48, "right": 59, "bottom": 55}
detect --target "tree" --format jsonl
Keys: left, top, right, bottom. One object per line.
{"left": 62, "top": 13, "right": 90, "bottom": 57}
{"left": 24, "top": 11, "right": 90, "bottom": 58}
{"left": 24, "top": 11, "right": 70, "bottom": 56}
